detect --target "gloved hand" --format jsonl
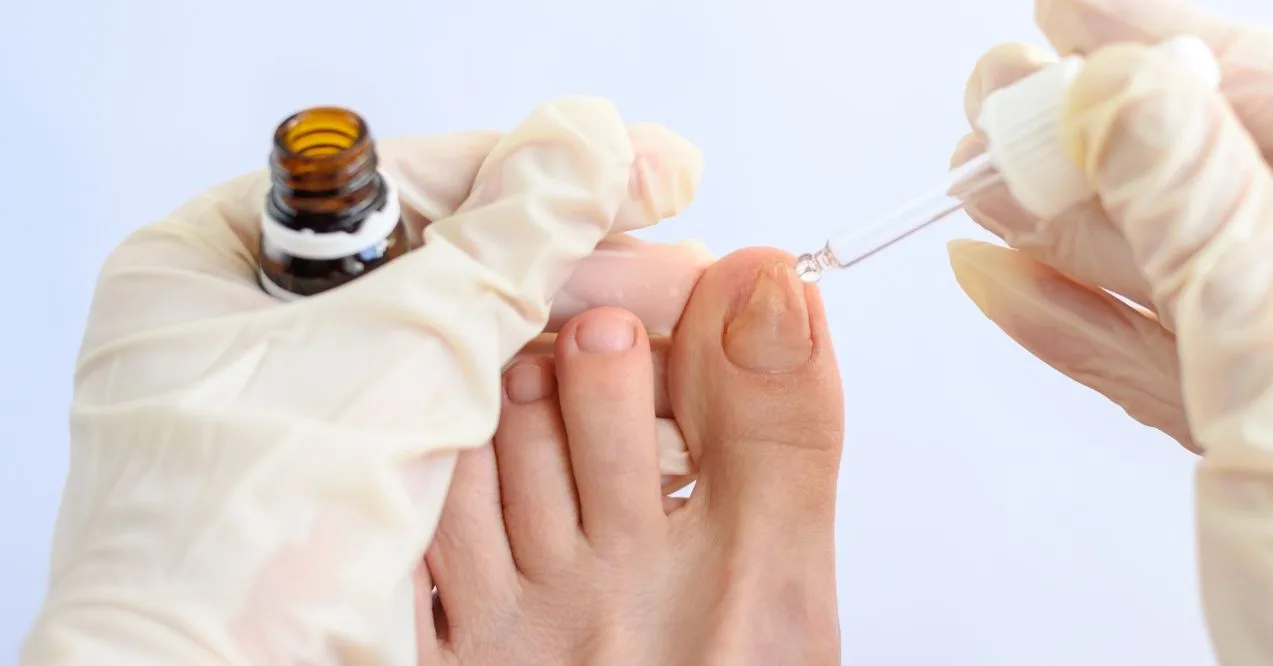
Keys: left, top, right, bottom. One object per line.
{"left": 946, "top": 0, "right": 1273, "bottom": 661}
{"left": 21, "top": 96, "right": 709, "bottom": 666}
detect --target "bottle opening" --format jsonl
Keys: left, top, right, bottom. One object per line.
{"left": 274, "top": 107, "right": 368, "bottom": 159}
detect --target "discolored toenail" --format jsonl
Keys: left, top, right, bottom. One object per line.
{"left": 504, "top": 360, "right": 556, "bottom": 404}
{"left": 573, "top": 309, "right": 638, "bottom": 353}
{"left": 724, "top": 261, "right": 813, "bottom": 372}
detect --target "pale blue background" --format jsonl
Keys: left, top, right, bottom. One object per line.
{"left": 3, "top": 0, "right": 1271, "bottom": 664}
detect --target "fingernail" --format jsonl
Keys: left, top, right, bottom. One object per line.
{"left": 622, "top": 124, "right": 703, "bottom": 227}
{"left": 948, "top": 239, "right": 1119, "bottom": 332}
{"left": 504, "top": 360, "right": 556, "bottom": 404}
{"left": 724, "top": 261, "right": 813, "bottom": 372}
{"left": 950, "top": 133, "right": 987, "bottom": 169}
{"left": 675, "top": 237, "right": 717, "bottom": 262}
{"left": 970, "top": 65, "right": 989, "bottom": 107}
{"left": 574, "top": 309, "right": 637, "bottom": 353}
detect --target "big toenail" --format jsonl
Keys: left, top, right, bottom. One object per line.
{"left": 505, "top": 360, "right": 555, "bottom": 404}
{"left": 724, "top": 261, "right": 813, "bottom": 372}
{"left": 574, "top": 310, "right": 637, "bottom": 353}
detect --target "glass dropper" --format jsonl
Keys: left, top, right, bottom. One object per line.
{"left": 794, "top": 152, "right": 1001, "bottom": 283}
{"left": 794, "top": 34, "right": 1221, "bottom": 285}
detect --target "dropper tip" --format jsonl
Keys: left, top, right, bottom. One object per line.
{"left": 794, "top": 253, "right": 823, "bottom": 283}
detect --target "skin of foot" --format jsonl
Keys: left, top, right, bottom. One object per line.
{"left": 416, "top": 248, "right": 845, "bottom": 666}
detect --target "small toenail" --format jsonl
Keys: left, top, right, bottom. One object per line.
{"left": 574, "top": 310, "right": 637, "bottom": 353}
{"left": 724, "top": 261, "right": 813, "bottom": 372}
{"left": 504, "top": 360, "right": 555, "bottom": 404}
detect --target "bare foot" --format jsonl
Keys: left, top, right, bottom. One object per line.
{"left": 418, "top": 249, "right": 845, "bottom": 665}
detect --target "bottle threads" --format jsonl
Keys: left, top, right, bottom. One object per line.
{"left": 258, "top": 106, "right": 408, "bottom": 299}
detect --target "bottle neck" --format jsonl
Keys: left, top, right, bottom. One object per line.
{"left": 260, "top": 170, "right": 403, "bottom": 261}
{"left": 264, "top": 106, "right": 388, "bottom": 235}
{"left": 265, "top": 169, "right": 390, "bottom": 234}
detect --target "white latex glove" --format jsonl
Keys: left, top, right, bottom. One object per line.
{"left": 946, "top": 1, "right": 1273, "bottom": 662}
{"left": 21, "top": 96, "right": 708, "bottom": 666}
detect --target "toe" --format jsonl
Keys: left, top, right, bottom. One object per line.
{"left": 555, "top": 307, "right": 667, "bottom": 550}
{"left": 518, "top": 334, "right": 693, "bottom": 494}
{"left": 669, "top": 249, "right": 844, "bottom": 527}
{"left": 516, "top": 333, "right": 673, "bottom": 417}
{"left": 494, "top": 357, "right": 582, "bottom": 576}
{"left": 425, "top": 444, "right": 519, "bottom": 635}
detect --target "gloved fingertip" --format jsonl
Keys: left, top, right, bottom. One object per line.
{"left": 1070, "top": 41, "right": 1179, "bottom": 102}
{"left": 1034, "top": 0, "right": 1089, "bottom": 54}
{"left": 621, "top": 124, "right": 704, "bottom": 231}
{"left": 965, "top": 42, "right": 1057, "bottom": 124}
{"left": 629, "top": 122, "right": 704, "bottom": 174}
{"left": 947, "top": 240, "right": 1011, "bottom": 312}
{"left": 541, "top": 93, "right": 625, "bottom": 118}
{"left": 950, "top": 132, "right": 987, "bottom": 168}
{"left": 1063, "top": 42, "right": 1204, "bottom": 175}
{"left": 972, "top": 42, "right": 1055, "bottom": 90}
{"left": 946, "top": 240, "right": 1058, "bottom": 322}
{"left": 675, "top": 237, "right": 717, "bottom": 262}
{"left": 946, "top": 238, "right": 1012, "bottom": 272}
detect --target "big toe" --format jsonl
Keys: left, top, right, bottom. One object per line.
{"left": 669, "top": 248, "right": 844, "bottom": 528}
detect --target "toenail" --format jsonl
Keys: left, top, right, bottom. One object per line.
{"left": 724, "top": 261, "right": 814, "bottom": 372}
{"left": 573, "top": 310, "right": 637, "bottom": 353}
{"left": 504, "top": 360, "right": 555, "bottom": 404}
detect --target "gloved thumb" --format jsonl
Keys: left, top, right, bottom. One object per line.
{"left": 1063, "top": 42, "right": 1273, "bottom": 437}
{"left": 336, "top": 96, "right": 656, "bottom": 364}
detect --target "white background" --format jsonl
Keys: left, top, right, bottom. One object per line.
{"left": 3, "top": 0, "right": 1270, "bottom": 663}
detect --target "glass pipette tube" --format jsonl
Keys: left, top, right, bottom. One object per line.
{"left": 791, "top": 35, "right": 1221, "bottom": 284}
{"left": 794, "top": 151, "right": 1001, "bottom": 283}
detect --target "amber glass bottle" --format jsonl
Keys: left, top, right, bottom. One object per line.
{"left": 258, "top": 106, "right": 409, "bottom": 299}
